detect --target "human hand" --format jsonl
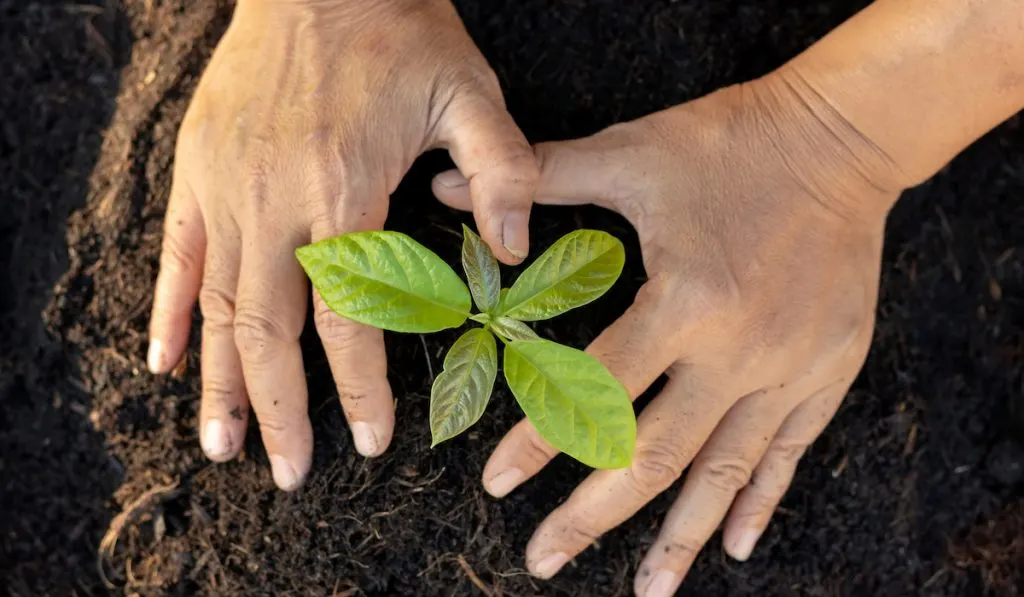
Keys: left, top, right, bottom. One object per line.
{"left": 146, "top": 0, "right": 539, "bottom": 490}
{"left": 433, "top": 71, "right": 904, "bottom": 594}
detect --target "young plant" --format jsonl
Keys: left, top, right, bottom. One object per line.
{"left": 295, "top": 226, "right": 636, "bottom": 468}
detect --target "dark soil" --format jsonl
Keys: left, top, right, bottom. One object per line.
{"left": 1, "top": 1, "right": 1022, "bottom": 596}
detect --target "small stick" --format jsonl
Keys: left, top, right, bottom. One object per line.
{"left": 420, "top": 335, "right": 435, "bottom": 382}
{"left": 456, "top": 554, "right": 493, "bottom": 597}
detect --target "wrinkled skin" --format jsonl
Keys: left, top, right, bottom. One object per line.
{"left": 146, "top": 0, "right": 539, "bottom": 490}
{"left": 434, "top": 72, "right": 902, "bottom": 596}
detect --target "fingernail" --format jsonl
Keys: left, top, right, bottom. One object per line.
{"left": 350, "top": 422, "right": 380, "bottom": 457}
{"left": 269, "top": 454, "right": 301, "bottom": 491}
{"left": 435, "top": 170, "right": 469, "bottom": 188}
{"left": 147, "top": 339, "right": 164, "bottom": 373}
{"left": 645, "top": 570, "right": 681, "bottom": 597}
{"left": 532, "top": 551, "right": 569, "bottom": 579}
{"left": 726, "top": 527, "right": 761, "bottom": 561}
{"left": 502, "top": 210, "right": 529, "bottom": 259}
{"left": 484, "top": 468, "right": 524, "bottom": 498}
{"left": 201, "top": 419, "right": 234, "bottom": 459}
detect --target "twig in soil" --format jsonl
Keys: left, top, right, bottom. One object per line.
{"left": 903, "top": 422, "right": 918, "bottom": 457}
{"left": 456, "top": 555, "right": 494, "bottom": 596}
{"left": 420, "top": 334, "right": 435, "bottom": 383}
{"left": 97, "top": 479, "right": 181, "bottom": 589}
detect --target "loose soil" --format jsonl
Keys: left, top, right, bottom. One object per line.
{"left": 1, "top": 1, "right": 1022, "bottom": 596}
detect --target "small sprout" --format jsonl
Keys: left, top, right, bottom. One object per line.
{"left": 296, "top": 225, "right": 635, "bottom": 469}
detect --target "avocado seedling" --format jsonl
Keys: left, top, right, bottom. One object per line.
{"left": 295, "top": 226, "right": 636, "bottom": 468}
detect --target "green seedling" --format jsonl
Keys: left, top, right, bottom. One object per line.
{"left": 295, "top": 226, "right": 636, "bottom": 469}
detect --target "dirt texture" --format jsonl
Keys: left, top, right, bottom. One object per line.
{"left": 1, "top": 1, "right": 1022, "bottom": 596}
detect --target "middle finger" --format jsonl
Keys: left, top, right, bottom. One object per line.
{"left": 233, "top": 225, "right": 313, "bottom": 491}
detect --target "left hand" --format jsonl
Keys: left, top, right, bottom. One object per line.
{"left": 433, "top": 69, "right": 904, "bottom": 595}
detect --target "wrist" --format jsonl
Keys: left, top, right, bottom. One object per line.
{"left": 745, "top": 69, "right": 904, "bottom": 222}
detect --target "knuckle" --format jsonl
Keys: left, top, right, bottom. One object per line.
{"left": 233, "top": 307, "right": 289, "bottom": 365}
{"left": 198, "top": 285, "right": 235, "bottom": 328}
{"left": 687, "top": 273, "right": 743, "bottom": 321}
{"left": 256, "top": 416, "right": 290, "bottom": 437}
{"left": 523, "top": 428, "right": 558, "bottom": 466}
{"left": 630, "top": 442, "right": 685, "bottom": 494}
{"left": 160, "top": 230, "right": 202, "bottom": 275}
{"left": 659, "top": 537, "right": 702, "bottom": 561}
{"left": 202, "top": 378, "right": 242, "bottom": 406}
{"left": 766, "top": 437, "right": 807, "bottom": 466}
{"left": 313, "top": 300, "right": 361, "bottom": 347}
{"left": 744, "top": 475, "right": 786, "bottom": 512}
{"left": 245, "top": 161, "right": 271, "bottom": 212}
{"left": 700, "top": 456, "right": 754, "bottom": 494}
{"left": 553, "top": 515, "right": 601, "bottom": 548}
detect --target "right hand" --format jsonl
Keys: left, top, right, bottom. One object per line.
{"left": 146, "top": 0, "right": 539, "bottom": 491}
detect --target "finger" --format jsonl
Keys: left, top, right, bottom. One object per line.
{"left": 433, "top": 89, "right": 539, "bottom": 264}
{"left": 234, "top": 228, "right": 312, "bottom": 491}
{"left": 148, "top": 175, "right": 205, "bottom": 373}
{"left": 197, "top": 222, "right": 249, "bottom": 463}
{"left": 481, "top": 283, "right": 677, "bottom": 498}
{"left": 633, "top": 383, "right": 806, "bottom": 597}
{"left": 524, "top": 370, "right": 731, "bottom": 580}
{"left": 720, "top": 379, "right": 850, "bottom": 563}
{"left": 433, "top": 126, "right": 648, "bottom": 221}
{"left": 310, "top": 215, "right": 395, "bottom": 458}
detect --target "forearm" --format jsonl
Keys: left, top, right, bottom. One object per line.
{"left": 777, "top": 0, "right": 1024, "bottom": 197}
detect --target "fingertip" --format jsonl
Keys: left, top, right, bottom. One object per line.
{"left": 147, "top": 338, "right": 166, "bottom": 373}
{"left": 434, "top": 169, "right": 470, "bottom": 190}
{"left": 200, "top": 417, "right": 244, "bottom": 462}
{"left": 529, "top": 551, "right": 569, "bottom": 580}
{"left": 350, "top": 421, "right": 389, "bottom": 457}
{"left": 722, "top": 525, "right": 761, "bottom": 562}
{"left": 501, "top": 209, "right": 530, "bottom": 261}
{"left": 483, "top": 467, "right": 524, "bottom": 498}
{"left": 431, "top": 170, "right": 473, "bottom": 212}
{"left": 269, "top": 453, "right": 306, "bottom": 492}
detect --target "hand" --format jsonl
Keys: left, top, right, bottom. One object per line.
{"left": 146, "top": 0, "right": 539, "bottom": 491}
{"left": 434, "top": 71, "right": 904, "bottom": 594}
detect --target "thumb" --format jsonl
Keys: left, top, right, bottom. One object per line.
{"left": 433, "top": 89, "right": 538, "bottom": 264}
{"left": 433, "top": 125, "right": 646, "bottom": 222}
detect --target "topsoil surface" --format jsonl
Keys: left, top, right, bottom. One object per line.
{"left": 1, "top": 1, "right": 1023, "bottom": 596}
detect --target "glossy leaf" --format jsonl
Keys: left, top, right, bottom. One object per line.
{"left": 430, "top": 329, "right": 498, "bottom": 447}
{"left": 461, "top": 224, "right": 501, "bottom": 313}
{"left": 504, "top": 339, "right": 635, "bottom": 468}
{"left": 489, "top": 317, "right": 539, "bottom": 342}
{"left": 296, "top": 231, "right": 471, "bottom": 333}
{"left": 501, "top": 230, "right": 624, "bottom": 321}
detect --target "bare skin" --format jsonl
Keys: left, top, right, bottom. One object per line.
{"left": 146, "top": 0, "right": 539, "bottom": 490}
{"left": 149, "top": 0, "right": 1024, "bottom": 593}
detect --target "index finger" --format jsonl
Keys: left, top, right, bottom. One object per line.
{"left": 524, "top": 371, "right": 731, "bottom": 579}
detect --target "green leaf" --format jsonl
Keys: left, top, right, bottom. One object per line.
{"left": 489, "top": 317, "right": 539, "bottom": 342}
{"left": 296, "top": 231, "right": 471, "bottom": 333}
{"left": 469, "top": 313, "right": 492, "bottom": 325}
{"left": 501, "top": 230, "right": 625, "bottom": 321}
{"left": 461, "top": 224, "right": 501, "bottom": 313}
{"left": 503, "top": 339, "right": 635, "bottom": 468}
{"left": 430, "top": 329, "right": 498, "bottom": 447}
